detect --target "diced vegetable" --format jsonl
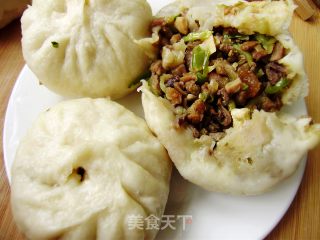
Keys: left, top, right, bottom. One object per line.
{"left": 186, "top": 94, "right": 196, "bottom": 101}
{"left": 265, "top": 78, "right": 289, "bottom": 94}
{"left": 200, "top": 35, "right": 216, "bottom": 55}
{"left": 228, "top": 100, "right": 236, "bottom": 110}
{"left": 183, "top": 30, "right": 213, "bottom": 42}
{"left": 224, "top": 63, "right": 238, "bottom": 81}
{"left": 255, "top": 34, "right": 276, "bottom": 54}
{"left": 213, "top": 59, "right": 238, "bottom": 81}
{"left": 162, "top": 40, "right": 187, "bottom": 69}
{"left": 256, "top": 69, "right": 265, "bottom": 78}
{"left": 174, "top": 17, "right": 188, "bottom": 35}
{"left": 51, "top": 41, "right": 59, "bottom": 48}
{"left": 233, "top": 44, "right": 253, "bottom": 65}
{"left": 208, "top": 79, "right": 219, "bottom": 94}
{"left": 225, "top": 78, "right": 242, "bottom": 94}
{"left": 199, "top": 92, "right": 208, "bottom": 101}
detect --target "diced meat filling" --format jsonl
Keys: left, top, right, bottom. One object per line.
{"left": 148, "top": 16, "right": 290, "bottom": 139}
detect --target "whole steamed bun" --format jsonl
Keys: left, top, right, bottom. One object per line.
{"left": 11, "top": 98, "right": 172, "bottom": 240}
{"left": 0, "top": 0, "right": 29, "bottom": 29}
{"left": 21, "top": 0, "right": 153, "bottom": 99}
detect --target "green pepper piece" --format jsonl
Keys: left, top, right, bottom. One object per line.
{"left": 256, "top": 68, "right": 265, "bottom": 78}
{"left": 196, "top": 68, "right": 212, "bottom": 83}
{"left": 242, "top": 83, "right": 249, "bottom": 91}
{"left": 196, "top": 72, "right": 207, "bottom": 84}
{"left": 255, "top": 34, "right": 276, "bottom": 54}
{"left": 228, "top": 100, "right": 236, "bottom": 110}
{"left": 192, "top": 46, "right": 210, "bottom": 84}
{"left": 183, "top": 30, "right": 213, "bottom": 42}
{"left": 233, "top": 44, "right": 253, "bottom": 66}
{"left": 265, "top": 78, "right": 290, "bottom": 94}
{"left": 192, "top": 46, "right": 210, "bottom": 72}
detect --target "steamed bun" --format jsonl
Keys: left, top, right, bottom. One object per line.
{"left": 0, "top": 0, "right": 29, "bottom": 29}
{"left": 21, "top": 0, "right": 152, "bottom": 98}
{"left": 136, "top": 0, "right": 320, "bottom": 195}
{"left": 11, "top": 98, "right": 172, "bottom": 240}
{"left": 141, "top": 82, "right": 320, "bottom": 195}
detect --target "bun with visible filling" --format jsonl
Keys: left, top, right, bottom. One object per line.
{"left": 139, "top": 0, "right": 320, "bottom": 195}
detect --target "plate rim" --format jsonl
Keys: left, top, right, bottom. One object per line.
{"left": 3, "top": 65, "right": 30, "bottom": 183}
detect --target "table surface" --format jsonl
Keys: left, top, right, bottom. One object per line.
{"left": 0, "top": 10, "right": 320, "bottom": 240}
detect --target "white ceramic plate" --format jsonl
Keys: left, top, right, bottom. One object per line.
{"left": 3, "top": 0, "right": 308, "bottom": 239}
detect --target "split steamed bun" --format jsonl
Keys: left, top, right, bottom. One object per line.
{"left": 139, "top": 0, "right": 320, "bottom": 195}
{"left": 21, "top": 0, "right": 153, "bottom": 99}
{"left": 11, "top": 98, "right": 172, "bottom": 240}
{"left": 141, "top": 82, "right": 320, "bottom": 195}
{"left": 0, "top": 0, "right": 29, "bottom": 29}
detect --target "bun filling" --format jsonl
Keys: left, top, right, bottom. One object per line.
{"left": 147, "top": 15, "right": 292, "bottom": 139}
